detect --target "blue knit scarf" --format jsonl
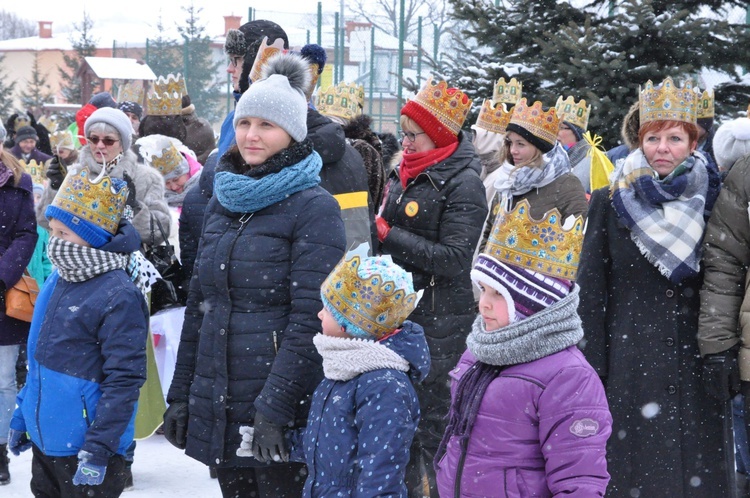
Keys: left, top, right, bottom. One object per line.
{"left": 214, "top": 144, "right": 323, "bottom": 214}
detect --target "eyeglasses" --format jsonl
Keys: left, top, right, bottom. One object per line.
{"left": 228, "top": 56, "right": 243, "bottom": 68}
{"left": 87, "top": 136, "right": 120, "bottom": 147}
{"left": 399, "top": 131, "right": 426, "bottom": 142}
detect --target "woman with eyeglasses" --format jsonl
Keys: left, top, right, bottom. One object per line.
{"left": 375, "top": 77, "right": 487, "bottom": 497}
{"left": 38, "top": 108, "right": 171, "bottom": 249}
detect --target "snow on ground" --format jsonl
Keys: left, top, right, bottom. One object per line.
{"left": 4, "top": 435, "right": 222, "bottom": 497}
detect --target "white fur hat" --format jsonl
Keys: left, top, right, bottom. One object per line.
{"left": 713, "top": 117, "right": 750, "bottom": 170}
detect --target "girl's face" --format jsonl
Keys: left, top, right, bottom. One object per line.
{"left": 49, "top": 218, "right": 91, "bottom": 247}
{"left": 235, "top": 117, "right": 293, "bottom": 166}
{"left": 478, "top": 284, "right": 511, "bottom": 331}
{"left": 505, "top": 131, "right": 538, "bottom": 166}
{"left": 165, "top": 173, "right": 190, "bottom": 193}
{"left": 641, "top": 125, "right": 696, "bottom": 178}
{"left": 318, "top": 307, "right": 348, "bottom": 338}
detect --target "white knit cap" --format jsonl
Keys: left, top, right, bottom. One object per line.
{"left": 713, "top": 117, "right": 750, "bottom": 170}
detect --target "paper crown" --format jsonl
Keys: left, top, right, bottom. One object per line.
{"left": 50, "top": 130, "right": 74, "bottom": 151}
{"left": 317, "top": 82, "right": 365, "bottom": 121}
{"left": 475, "top": 100, "right": 513, "bottom": 134}
{"left": 38, "top": 115, "right": 58, "bottom": 134}
{"left": 50, "top": 167, "right": 128, "bottom": 235}
{"left": 20, "top": 159, "right": 46, "bottom": 186}
{"left": 117, "top": 81, "right": 146, "bottom": 105}
{"left": 137, "top": 135, "right": 184, "bottom": 178}
{"left": 696, "top": 89, "right": 714, "bottom": 119}
{"left": 509, "top": 99, "right": 560, "bottom": 147}
{"left": 147, "top": 91, "right": 182, "bottom": 116}
{"left": 747, "top": 103, "right": 750, "bottom": 119}
{"left": 411, "top": 77, "right": 472, "bottom": 136}
{"left": 555, "top": 96, "right": 591, "bottom": 131}
{"left": 321, "top": 254, "right": 420, "bottom": 339}
{"left": 153, "top": 73, "right": 187, "bottom": 99}
{"left": 250, "top": 37, "right": 288, "bottom": 84}
{"left": 14, "top": 114, "right": 30, "bottom": 130}
{"left": 639, "top": 77, "right": 697, "bottom": 125}
{"left": 492, "top": 77, "right": 523, "bottom": 105}
{"left": 484, "top": 199, "right": 585, "bottom": 280}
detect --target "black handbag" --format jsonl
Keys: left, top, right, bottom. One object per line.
{"left": 145, "top": 215, "right": 184, "bottom": 314}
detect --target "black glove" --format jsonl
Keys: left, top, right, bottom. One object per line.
{"left": 251, "top": 412, "right": 288, "bottom": 463}
{"left": 46, "top": 156, "right": 66, "bottom": 190}
{"left": 703, "top": 346, "right": 741, "bottom": 401}
{"left": 123, "top": 173, "right": 140, "bottom": 214}
{"left": 163, "top": 401, "right": 189, "bottom": 449}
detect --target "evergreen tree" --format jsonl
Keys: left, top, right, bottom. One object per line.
{"left": 0, "top": 53, "right": 18, "bottom": 118}
{"left": 177, "top": 4, "right": 221, "bottom": 123}
{"left": 20, "top": 52, "right": 54, "bottom": 114}
{"left": 58, "top": 11, "right": 98, "bottom": 108}
{"left": 147, "top": 15, "right": 182, "bottom": 79}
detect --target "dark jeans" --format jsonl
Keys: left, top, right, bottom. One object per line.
{"left": 216, "top": 462, "right": 307, "bottom": 498}
{"left": 30, "top": 444, "right": 127, "bottom": 498}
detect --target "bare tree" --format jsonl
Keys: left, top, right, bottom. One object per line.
{"left": 0, "top": 10, "right": 37, "bottom": 41}
{"left": 349, "top": 0, "right": 453, "bottom": 44}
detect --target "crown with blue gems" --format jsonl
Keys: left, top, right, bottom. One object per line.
{"left": 484, "top": 199, "right": 585, "bottom": 280}
{"left": 317, "top": 82, "right": 365, "bottom": 121}
{"left": 555, "top": 95, "right": 591, "bottom": 130}
{"left": 639, "top": 77, "right": 697, "bottom": 125}
{"left": 117, "top": 80, "right": 146, "bottom": 105}
{"left": 146, "top": 91, "right": 182, "bottom": 116}
{"left": 492, "top": 77, "right": 522, "bottom": 105}
{"left": 50, "top": 167, "right": 128, "bottom": 235}
{"left": 321, "top": 252, "right": 420, "bottom": 340}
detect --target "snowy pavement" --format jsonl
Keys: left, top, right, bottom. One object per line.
{"left": 4, "top": 435, "right": 223, "bottom": 497}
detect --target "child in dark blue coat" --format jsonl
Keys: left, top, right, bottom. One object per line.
{"left": 8, "top": 167, "right": 150, "bottom": 498}
{"left": 293, "top": 252, "right": 429, "bottom": 497}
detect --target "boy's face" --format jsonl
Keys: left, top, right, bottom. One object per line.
{"left": 49, "top": 218, "right": 91, "bottom": 248}
{"left": 318, "top": 306, "right": 349, "bottom": 338}
{"left": 478, "top": 284, "right": 511, "bottom": 331}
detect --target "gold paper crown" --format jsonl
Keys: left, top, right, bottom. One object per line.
{"left": 492, "top": 77, "right": 522, "bottom": 105}
{"left": 317, "top": 82, "right": 365, "bottom": 121}
{"left": 51, "top": 168, "right": 128, "bottom": 235}
{"left": 146, "top": 91, "right": 182, "bottom": 116}
{"left": 509, "top": 99, "right": 560, "bottom": 147}
{"left": 153, "top": 74, "right": 187, "bottom": 99}
{"left": 38, "top": 115, "right": 58, "bottom": 134}
{"left": 20, "top": 159, "right": 46, "bottom": 186}
{"left": 50, "top": 130, "right": 74, "bottom": 151}
{"left": 14, "top": 115, "right": 30, "bottom": 130}
{"left": 305, "top": 65, "right": 321, "bottom": 100}
{"left": 321, "top": 255, "right": 419, "bottom": 339}
{"left": 555, "top": 96, "right": 591, "bottom": 131}
{"left": 475, "top": 100, "right": 513, "bottom": 134}
{"left": 484, "top": 199, "right": 585, "bottom": 280}
{"left": 639, "top": 77, "right": 697, "bottom": 125}
{"left": 412, "top": 77, "right": 472, "bottom": 135}
{"left": 250, "top": 37, "right": 287, "bottom": 84}
{"left": 147, "top": 142, "right": 183, "bottom": 177}
{"left": 696, "top": 89, "right": 714, "bottom": 120}
{"left": 117, "top": 81, "right": 146, "bottom": 105}
{"left": 747, "top": 103, "right": 750, "bottom": 119}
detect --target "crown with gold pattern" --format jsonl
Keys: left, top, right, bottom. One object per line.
{"left": 137, "top": 134, "right": 186, "bottom": 179}
{"left": 317, "top": 82, "right": 365, "bottom": 121}
{"left": 492, "top": 77, "right": 522, "bottom": 105}
{"left": 555, "top": 96, "right": 591, "bottom": 131}
{"left": 639, "top": 77, "right": 697, "bottom": 125}
{"left": 50, "top": 168, "right": 128, "bottom": 235}
{"left": 153, "top": 73, "right": 187, "bottom": 98}
{"left": 696, "top": 89, "right": 714, "bottom": 119}
{"left": 484, "top": 199, "right": 585, "bottom": 280}
{"left": 38, "top": 115, "right": 58, "bottom": 134}
{"left": 321, "top": 254, "right": 420, "bottom": 339}
{"left": 146, "top": 91, "right": 182, "bottom": 116}
{"left": 508, "top": 99, "right": 560, "bottom": 148}
{"left": 14, "top": 114, "right": 30, "bottom": 130}
{"left": 250, "top": 37, "right": 288, "bottom": 84}
{"left": 475, "top": 100, "right": 513, "bottom": 134}
{"left": 117, "top": 81, "right": 146, "bottom": 105}
{"left": 147, "top": 142, "right": 182, "bottom": 177}
{"left": 411, "top": 77, "right": 472, "bottom": 135}
{"left": 50, "top": 130, "right": 74, "bottom": 152}
{"left": 20, "top": 159, "right": 46, "bottom": 186}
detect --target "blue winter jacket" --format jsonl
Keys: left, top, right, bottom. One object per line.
{"left": 302, "top": 321, "right": 431, "bottom": 497}
{"left": 11, "top": 222, "right": 149, "bottom": 465}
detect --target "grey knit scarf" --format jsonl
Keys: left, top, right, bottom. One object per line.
{"left": 467, "top": 285, "right": 584, "bottom": 366}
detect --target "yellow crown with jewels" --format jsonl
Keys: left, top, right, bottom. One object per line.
{"left": 484, "top": 199, "right": 585, "bottom": 280}
{"left": 555, "top": 96, "right": 591, "bottom": 131}
{"left": 20, "top": 159, "right": 46, "bottom": 186}
{"left": 492, "top": 77, "right": 522, "bottom": 105}
{"left": 250, "top": 36, "right": 287, "bottom": 84}
{"left": 147, "top": 91, "right": 182, "bottom": 116}
{"left": 321, "top": 254, "right": 420, "bottom": 339}
{"left": 639, "top": 77, "right": 697, "bottom": 125}
{"left": 38, "top": 115, "right": 58, "bottom": 134}
{"left": 147, "top": 142, "right": 182, "bottom": 177}
{"left": 14, "top": 114, "right": 30, "bottom": 130}
{"left": 696, "top": 89, "right": 714, "bottom": 119}
{"left": 412, "top": 77, "right": 472, "bottom": 135}
{"left": 117, "top": 81, "right": 146, "bottom": 105}
{"left": 317, "top": 82, "right": 365, "bottom": 121}
{"left": 509, "top": 99, "right": 560, "bottom": 148}
{"left": 475, "top": 100, "right": 513, "bottom": 134}
{"left": 153, "top": 73, "right": 187, "bottom": 98}
{"left": 50, "top": 168, "right": 128, "bottom": 234}
{"left": 50, "top": 130, "right": 74, "bottom": 151}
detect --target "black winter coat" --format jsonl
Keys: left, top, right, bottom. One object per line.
{"left": 578, "top": 187, "right": 727, "bottom": 497}
{"left": 380, "top": 132, "right": 488, "bottom": 369}
{"left": 168, "top": 155, "right": 346, "bottom": 468}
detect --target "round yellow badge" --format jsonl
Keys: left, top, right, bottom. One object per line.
{"left": 405, "top": 201, "right": 419, "bottom": 217}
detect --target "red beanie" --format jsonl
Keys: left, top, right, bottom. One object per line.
{"left": 401, "top": 78, "right": 472, "bottom": 148}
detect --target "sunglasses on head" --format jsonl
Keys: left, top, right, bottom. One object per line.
{"left": 87, "top": 136, "right": 119, "bottom": 146}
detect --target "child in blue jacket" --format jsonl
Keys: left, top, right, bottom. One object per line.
{"left": 8, "top": 167, "right": 149, "bottom": 498}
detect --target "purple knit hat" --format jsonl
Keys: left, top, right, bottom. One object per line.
{"left": 471, "top": 254, "right": 572, "bottom": 323}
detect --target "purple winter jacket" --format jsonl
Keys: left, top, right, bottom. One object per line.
{"left": 435, "top": 346, "right": 612, "bottom": 497}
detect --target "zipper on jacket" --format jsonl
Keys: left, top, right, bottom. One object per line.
{"left": 81, "top": 395, "right": 91, "bottom": 427}
{"left": 430, "top": 275, "right": 436, "bottom": 312}
{"left": 395, "top": 172, "right": 438, "bottom": 205}
{"left": 454, "top": 436, "right": 469, "bottom": 497}
{"left": 272, "top": 331, "right": 278, "bottom": 354}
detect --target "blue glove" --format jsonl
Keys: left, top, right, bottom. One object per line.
{"left": 72, "top": 450, "right": 107, "bottom": 486}
{"left": 8, "top": 429, "right": 31, "bottom": 456}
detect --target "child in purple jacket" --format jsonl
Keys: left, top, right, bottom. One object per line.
{"left": 435, "top": 201, "right": 612, "bottom": 497}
